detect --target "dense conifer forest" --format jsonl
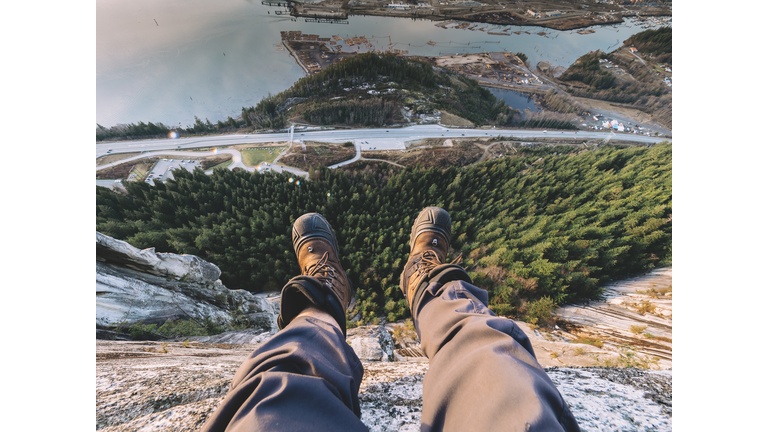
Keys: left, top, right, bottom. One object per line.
{"left": 624, "top": 26, "right": 672, "bottom": 65}
{"left": 97, "top": 143, "right": 671, "bottom": 324}
{"left": 243, "top": 52, "right": 514, "bottom": 129}
{"left": 555, "top": 27, "right": 672, "bottom": 129}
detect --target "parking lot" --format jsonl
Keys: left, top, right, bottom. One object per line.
{"left": 146, "top": 158, "right": 202, "bottom": 184}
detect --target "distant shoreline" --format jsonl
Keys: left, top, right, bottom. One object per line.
{"left": 283, "top": 41, "right": 310, "bottom": 76}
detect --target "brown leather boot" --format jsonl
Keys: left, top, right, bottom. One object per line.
{"left": 277, "top": 213, "right": 354, "bottom": 333}
{"left": 400, "top": 207, "right": 463, "bottom": 311}
{"left": 292, "top": 213, "right": 353, "bottom": 311}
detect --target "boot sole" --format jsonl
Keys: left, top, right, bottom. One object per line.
{"left": 409, "top": 207, "right": 451, "bottom": 250}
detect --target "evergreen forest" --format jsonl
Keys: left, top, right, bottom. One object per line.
{"left": 97, "top": 143, "right": 671, "bottom": 325}
{"left": 242, "top": 52, "right": 514, "bottom": 129}
{"left": 625, "top": 26, "right": 672, "bottom": 65}
{"left": 556, "top": 27, "right": 673, "bottom": 130}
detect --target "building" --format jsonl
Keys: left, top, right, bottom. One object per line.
{"left": 385, "top": 3, "right": 411, "bottom": 9}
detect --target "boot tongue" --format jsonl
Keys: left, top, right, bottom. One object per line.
{"left": 412, "top": 232, "right": 449, "bottom": 262}
{"left": 297, "top": 239, "right": 337, "bottom": 273}
{"left": 297, "top": 239, "right": 350, "bottom": 308}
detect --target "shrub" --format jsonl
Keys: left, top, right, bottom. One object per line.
{"left": 639, "top": 285, "right": 671, "bottom": 298}
{"left": 598, "top": 345, "right": 660, "bottom": 369}
{"left": 128, "top": 321, "right": 157, "bottom": 340}
{"left": 629, "top": 324, "right": 647, "bottom": 335}
{"left": 155, "top": 315, "right": 226, "bottom": 338}
{"left": 156, "top": 319, "right": 207, "bottom": 338}
{"left": 347, "top": 319, "right": 360, "bottom": 329}
{"left": 202, "top": 315, "right": 225, "bottom": 335}
{"left": 228, "top": 309, "right": 253, "bottom": 331}
{"left": 526, "top": 296, "right": 556, "bottom": 327}
{"left": 636, "top": 301, "right": 657, "bottom": 315}
{"left": 403, "top": 319, "right": 417, "bottom": 339}
{"left": 574, "top": 336, "right": 604, "bottom": 348}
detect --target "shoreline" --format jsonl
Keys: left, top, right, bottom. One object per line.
{"left": 282, "top": 41, "right": 310, "bottom": 76}
{"left": 477, "top": 81, "right": 549, "bottom": 96}
{"left": 344, "top": 11, "right": 625, "bottom": 32}
{"left": 309, "top": 9, "right": 671, "bottom": 32}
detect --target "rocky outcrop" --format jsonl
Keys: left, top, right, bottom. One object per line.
{"left": 97, "top": 232, "right": 220, "bottom": 283}
{"left": 536, "top": 61, "right": 566, "bottom": 78}
{"left": 347, "top": 325, "right": 396, "bottom": 362}
{"left": 95, "top": 236, "right": 673, "bottom": 431}
{"left": 555, "top": 267, "right": 672, "bottom": 369}
{"left": 96, "top": 232, "right": 277, "bottom": 336}
{"left": 96, "top": 337, "right": 671, "bottom": 432}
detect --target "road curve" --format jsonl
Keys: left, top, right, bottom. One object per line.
{"left": 97, "top": 126, "right": 671, "bottom": 185}
{"left": 328, "top": 141, "right": 362, "bottom": 169}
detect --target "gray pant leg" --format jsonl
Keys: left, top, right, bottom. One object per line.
{"left": 414, "top": 280, "right": 580, "bottom": 432}
{"left": 200, "top": 315, "right": 368, "bottom": 432}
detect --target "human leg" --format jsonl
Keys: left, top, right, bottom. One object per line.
{"left": 200, "top": 214, "right": 366, "bottom": 432}
{"left": 400, "top": 207, "right": 580, "bottom": 432}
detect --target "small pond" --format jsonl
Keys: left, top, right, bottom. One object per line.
{"left": 486, "top": 87, "right": 542, "bottom": 117}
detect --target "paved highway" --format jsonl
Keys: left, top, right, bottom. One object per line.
{"left": 96, "top": 125, "right": 670, "bottom": 158}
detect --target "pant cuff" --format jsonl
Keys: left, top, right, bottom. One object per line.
{"left": 277, "top": 275, "right": 348, "bottom": 336}
{"left": 409, "top": 264, "right": 473, "bottom": 312}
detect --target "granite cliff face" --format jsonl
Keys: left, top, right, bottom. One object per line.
{"left": 96, "top": 232, "right": 278, "bottom": 337}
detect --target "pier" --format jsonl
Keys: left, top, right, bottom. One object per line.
{"left": 304, "top": 18, "right": 349, "bottom": 24}
{"left": 261, "top": 0, "right": 292, "bottom": 6}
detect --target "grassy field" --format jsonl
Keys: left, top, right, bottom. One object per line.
{"left": 96, "top": 158, "right": 158, "bottom": 180}
{"left": 96, "top": 152, "right": 141, "bottom": 167}
{"left": 440, "top": 110, "right": 474, "bottom": 127}
{"left": 365, "top": 139, "right": 483, "bottom": 169}
{"left": 241, "top": 147, "right": 284, "bottom": 166}
{"left": 280, "top": 144, "right": 355, "bottom": 171}
{"left": 209, "top": 159, "right": 234, "bottom": 171}
{"left": 130, "top": 160, "right": 158, "bottom": 181}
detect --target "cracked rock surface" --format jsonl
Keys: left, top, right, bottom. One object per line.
{"left": 96, "top": 337, "right": 670, "bottom": 431}
{"left": 96, "top": 231, "right": 277, "bottom": 333}
{"left": 95, "top": 235, "right": 671, "bottom": 431}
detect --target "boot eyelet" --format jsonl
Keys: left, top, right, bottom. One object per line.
{"left": 308, "top": 246, "right": 313, "bottom": 252}
{"left": 432, "top": 239, "right": 438, "bottom": 246}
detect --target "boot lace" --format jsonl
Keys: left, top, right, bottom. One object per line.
{"left": 306, "top": 251, "right": 336, "bottom": 288}
{"left": 415, "top": 250, "right": 463, "bottom": 276}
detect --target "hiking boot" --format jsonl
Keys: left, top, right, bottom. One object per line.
{"left": 292, "top": 213, "right": 353, "bottom": 311}
{"left": 400, "top": 207, "right": 464, "bottom": 311}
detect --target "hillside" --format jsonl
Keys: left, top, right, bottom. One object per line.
{"left": 97, "top": 143, "right": 671, "bottom": 325}
{"left": 97, "top": 53, "right": 522, "bottom": 141}
{"left": 552, "top": 27, "right": 672, "bottom": 129}
{"left": 243, "top": 52, "right": 517, "bottom": 130}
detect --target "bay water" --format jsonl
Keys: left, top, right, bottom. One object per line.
{"left": 97, "top": 0, "right": 668, "bottom": 128}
